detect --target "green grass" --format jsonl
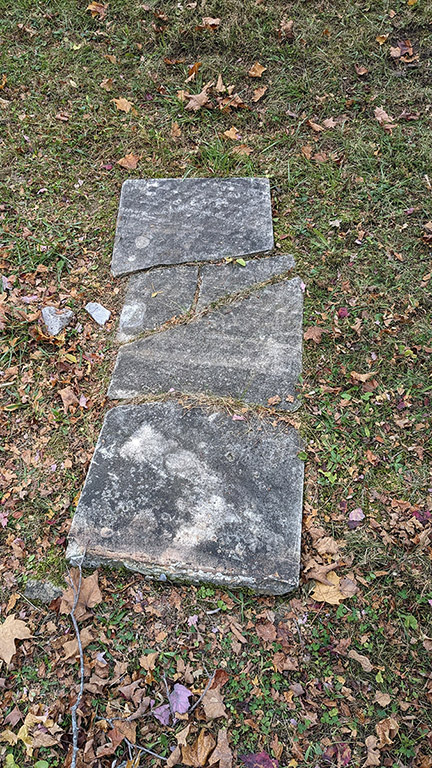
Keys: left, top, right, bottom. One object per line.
{"left": 1, "top": 0, "right": 432, "bottom": 766}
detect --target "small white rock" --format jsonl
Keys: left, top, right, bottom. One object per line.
{"left": 42, "top": 305, "right": 74, "bottom": 336}
{"left": 85, "top": 301, "right": 111, "bottom": 326}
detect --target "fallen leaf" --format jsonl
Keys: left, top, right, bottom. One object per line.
{"left": 374, "top": 106, "right": 396, "bottom": 134}
{"left": 171, "top": 121, "right": 182, "bottom": 139}
{"left": 59, "top": 386, "right": 78, "bottom": 412}
{"left": 240, "top": 751, "right": 279, "bottom": 768}
{"left": 311, "top": 571, "right": 350, "bottom": 605}
{"left": 104, "top": 54, "right": 117, "bottom": 63}
{"left": 248, "top": 62, "right": 267, "bottom": 78}
{"left": 363, "top": 735, "right": 380, "bottom": 767}
{"left": 374, "top": 691, "right": 391, "bottom": 707}
{"left": 182, "top": 729, "right": 216, "bottom": 767}
{"left": 224, "top": 126, "right": 241, "bottom": 140}
{"left": 185, "top": 62, "right": 202, "bottom": 82}
{"left": 100, "top": 77, "right": 113, "bottom": 91}
{"left": 279, "top": 18, "right": 294, "bottom": 40}
{"left": 232, "top": 144, "right": 253, "bottom": 156}
{"left": 117, "top": 153, "right": 140, "bottom": 170}
{"left": 0, "top": 616, "right": 31, "bottom": 665}
{"left": 202, "top": 686, "right": 227, "bottom": 719}
{"left": 112, "top": 97, "right": 133, "bottom": 113}
{"left": 216, "top": 74, "right": 226, "bottom": 92}
{"left": 348, "top": 648, "right": 373, "bottom": 672}
{"left": 256, "top": 622, "right": 277, "bottom": 642}
{"left": 304, "top": 326, "right": 323, "bottom": 343}
{"left": 308, "top": 119, "right": 324, "bottom": 132}
{"left": 375, "top": 33, "right": 389, "bottom": 45}
{"left": 176, "top": 724, "right": 191, "bottom": 746}
{"left": 348, "top": 507, "right": 365, "bottom": 528}
{"left": 201, "top": 17, "right": 221, "bottom": 30}
{"left": 252, "top": 86, "right": 267, "bottom": 102}
{"left": 355, "top": 64, "right": 368, "bottom": 76}
{"left": 209, "top": 729, "right": 232, "bottom": 768}
{"left": 267, "top": 394, "right": 281, "bottom": 406}
{"left": 55, "top": 112, "right": 69, "bottom": 122}
{"left": 167, "top": 746, "right": 182, "bottom": 767}
{"left": 376, "top": 717, "right": 399, "bottom": 747}
{"left": 140, "top": 651, "right": 158, "bottom": 671}
{"left": 185, "top": 83, "right": 213, "bottom": 112}
{"left": 63, "top": 626, "right": 95, "bottom": 661}
{"left": 301, "top": 144, "right": 312, "bottom": 160}
{"left": 87, "top": 2, "right": 107, "bottom": 19}
{"left": 60, "top": 569, "right": 102, "bottom": 621}
{"left": 351, "top": 370, "right": 376, "bottom": 383}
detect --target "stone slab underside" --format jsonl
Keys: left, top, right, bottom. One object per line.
{"left": 111, "top": 177, "right": 274, "bottom": 276}
{"left": 67, "top": 402, "right": 303, "bottom": 594}
{"left": 109, "top": 278, "right": 303, "bottom": 409}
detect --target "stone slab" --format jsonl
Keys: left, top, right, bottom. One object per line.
{"left": 66, "top": 402, "right": 303, "bottom": 594}
{"left": 111, "top": 178, "right": 274, "bottom": 276}
{"left": 118, "top": 265, "right": 198, "bottom": 342}
{"left": 108, "top": 278, "right": 303, "bottom": 409}
{"left": 197, "top": 253, "right": 295, "bottom": 310}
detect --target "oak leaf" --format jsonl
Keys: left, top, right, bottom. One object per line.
{"left": 0, "top": 616, "right": 31, "bottom": 665}
{"left": 304, "top": 325, "right": 323, "bottom": 343}
{"left": 252, "top": 86, "right": 268, "bottom": 102}
{"left": 224, "top": 126, "right": 241, "bottom": 140}
{"left": 112, "top": 97, "right": 133, "bottom": 113}
{"left": 117, "top": 153, "right": 140, "bottom": 170}
{"left": 311, "top": 570, "right": 350, "bottom": 605}
{"left": 232, "top": 144, "right": 252, "bottom": 156}
{"left": 185, "top": 83, "right": 213, "bottom": 112}
{"left": 201, "top": 17, "right": 221, "bottom": 30}
{"left": 87, "top": 2, "right": 107, "bottom": 19}
{"left": 279, "top": 18, "right": 294, "bottom": 40}
{"left": 376, "top": 717, "right": 399, "bottom": 747}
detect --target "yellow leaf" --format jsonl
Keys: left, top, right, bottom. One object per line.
{"left": 223, "top": 126, "right": 241, "bottom": 140}
{"left": 311, "top": 571, "right": 348, "bottom": 605}
{"left": 376, "top": 33, "right": 389, "bottom": 44}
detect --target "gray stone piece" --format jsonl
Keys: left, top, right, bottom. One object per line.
{"left": 25, "top": 579, "right": 63, "bottom": 605}
{"left": 108, "top": 278, "right": 303, "bottom": 410}
{"left": 41, "top": 305, "right": 74, "bottom": 336}
{"left": 66, "top": 402, "right": 303, "bottom": 594}
{"left": 118, "top": 265, "right": 198, "bottom": 342}
{"left": 111, "top": 178, "right": 274, "bottom": 276}
{"left": 197, "top": 253, "right": 295, "bottom": 310}
{"left": 85, "top": 301, "right": 111, "bottom": 326}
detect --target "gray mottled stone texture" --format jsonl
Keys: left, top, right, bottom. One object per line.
{"left": 197, "top": 253, "right": 295, "bottom": 309}
{"left": 118, "top": 265, "right": 198, "bottom": 342}
{"left": 85, "top": 302, "right": 111, "bottom": 326}
{"left": 66, "top": 402, "right": 303, "bottom": 594}
{"left": 42, "top": 306, "right": 74, "bottom": 336}
{"left": 108, "top": 278, "right": 303, "bottom": 409}
{"left": 111, "top": 178, "right": 274, "bottom": 276}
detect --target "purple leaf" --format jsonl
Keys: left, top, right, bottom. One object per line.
{"left": 338, "top": 307, "right": 349, "bottom": 318}
{"left": 152, "top": 704, "right": 170, "bottom": 725}
{"left": 240, "top": 752, "right": 279, "bottom": 768}
{"left": 348, "top": 507, "right": 365, "bottom": 529}
{"left": 323, "top": 744, "right": 351, "bottom": 765}
{"left": 170, "top": 683, "right": 192, "bottom": 715}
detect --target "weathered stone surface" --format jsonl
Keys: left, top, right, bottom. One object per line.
{"left": 67, "top": 402, "right": 303, "bottom": 594}
{"left": 197, "top": 253, "right": 295, "bottom": 310}
{"left": 25, "top": 579, "right": 63, "bottom": 604}
{"left": 111, "top": 178, "right": 274, "bottom": 276}
{"left": 85, "top": 301, "right": 111, "bottom": 326}
{"left": 108, "top": 278, "right": 303, "bottom": 409}
{"left": 118, "top": 266, "right": 198, "bottom": 342}
{"left": 42, "top": 306, "right": 74, "bottom": 336}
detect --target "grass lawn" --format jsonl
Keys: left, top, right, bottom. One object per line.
{"left": 1, "top": 0, "right": 432, "bottom": 766}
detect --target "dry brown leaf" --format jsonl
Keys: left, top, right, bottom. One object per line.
{"left": 252, "top": 85, "right": 268, "bottom": 102}
{"left": 100, "top": 77, "right": 113, "bottom": 91}
{"left": 216, "top": 74, "right": 226, "bottom": 93}
{"left": 375, "top": 33, "right": 389, "bottom": 45}
{"left": 376, "top": 717, "right": 399, "bottom": 747}
{"left": 87, "top": 2, "right": 107, "bottom": 19}
{"left": 176, "top": 724, "right": 191, "bottom": 746}
{"left": 374, "top": 106, "right": 396, "bottom": 134}
{"left": 314, "top": 535, "right": 339, "bottom": 555}
{"left": 202, "top": 687, "right": 227, "bottom": 719}
{"left": 272, "top": 651, "right": 298, "bottom": 672}
{"left": 185, "top": 62, "right": 202, "bottom": 82}
{"left": 348, "top": 648, "right": 373, "bottom": 672}
{"left": 232, "top": 144, "right": 252, "bottom": 156}
{"left": 209, "top": 729, "right": 232, "bottom": 768}
{"left": 304, "top": 557, "right": 339, "bottom": 584}
{"left": 218, "top": 93, "right": 247, "bottom": 110}
{"left": 301, "top": 144, "right": 312, "bottom": 160}
{"left": 308, "top": 119, "right": 324, "bottom": 132}
{"left": 140, "top": 651, "right": 158, "bottom": 671}
{"left": 185, "top": 83, "right": 213, "bottom": 112}
{"left": 60, "top": 569, "right": 102, "bottom": 621}
{"left": 0, "top": 615, "right": 31, "bottom": 665}
{"left": 112, "top": 97, "right": 133, "bottom": 113}
{"left": 63, "top": 625, "right": 95, "bottom": 661}
{"left": 55, "top": 112, "right": 69, "bottom": 122}
{"left": 374, "top": 691, "right": 391, "bottom": 707}
{"left": 104, "top": 54, "right": 117, "bottom": 63}
{"left": 248, "top": 61, "right": 267, "bottom": 78}
{"left": 117, "top": 153, "right": 140, "bottom": 170}
{"left": 351, "top": 370, "right": 376, "bottom": 383}
{"left": 311, "top": 570, "right": 349, "bottom": 605}
{"left": 363, "top": 735, "right": 380, "bottom": 767}
{"left": 201, "top": 17, "right": 221, "bottom": 30}
{"left": 339, "top": 576, "right": 359, "bottom": 598}
{"left": 224, "top": 126, "right": 241, "bottom": 140}
{"left": 304, "top": 325, "right": 323, "bottom": 343}
{"left": 59, "top": 386, "right": 78, "bottom": 412}
{"left": 182, "top": 729, "right": 216, "bottom": 767}
{"left": 279, "top": 18, "right": 294, "bottom": 39}
{"left": 256, "top": 622, "right": 277, "bottom": 642}
{"left": 167, "top": 746, "right": 182, "bottom": 768}
{"left": 171, "top": 121, "right": 182, "bottom": 139}
{"left": 355, "top": 64, "right": 368, "bottom": 76}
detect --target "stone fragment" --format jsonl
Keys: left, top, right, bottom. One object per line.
{"left": 111, "top": 177, "right": 274, "bottom": 276}
{"left": 25, "top": 579, "right": 63, "bottom": 604}
{"left": 118, "top": 265, "right": 198, "bottom": 342}
{"left": 41, "top": 306, "right": 74, "bottom": 336}
{"left": 197, "top": 253, "right": 295, "bottom": 309}
{"left": 85, "top": 301, "right": 111, "bottom": 326}
{"left": 67, "top": 402, "right": 303, "bottom": 594}
{"left": 109, "top": 278, "right": 303, "bottom": 410}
